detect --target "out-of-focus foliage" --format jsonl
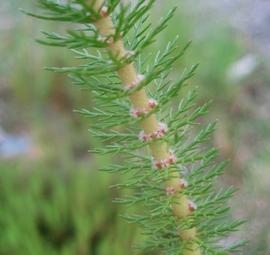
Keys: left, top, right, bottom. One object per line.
{"left": 0, "top": 162, "right": 147, "bottom": 255}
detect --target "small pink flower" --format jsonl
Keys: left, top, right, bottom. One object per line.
{"left": 179, "top": 179, "right": 188, "bottom": 189}
{"left": 148, "top": 99, "right": 158, "bottom": 109}
{"left": 152, "top": 152, "right": 177, "bottom": 170}
{"left": 139, "top": 131, "right": 151, "bottom": 142}
{"left": 188, "top": 200, "right": 197, "bottom": 212}
{"left": 153, "top": 160, "right": 166, "bottom": 169}
{"left": 100, "top": 6, "right": 109, "bottom": 17}
{"left": 166, "top": 187, "right": 176, "bottom": 195}
{"left": 150, "top": 123, "right": 168, "bottom": 139}
{"left": 126, "top": 74, "right": 145, "bottom": 89}
{"left": 150, "top": 131, "right": 157, "bottom": 139}
{"left": 154, "top": 130, "right": 162, "bottom": 139}
{"left": 166, "top": 153, "right": 177, "bottom": 165}
{"left": 159, "top": 122, "right": 168, "bottom": 134}
{"left": 130, "top": 108, "right": 142, "bottom": 118}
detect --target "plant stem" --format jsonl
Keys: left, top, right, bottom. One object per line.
{"left": 89, "top": 1, "right": 201, "bottom": 254}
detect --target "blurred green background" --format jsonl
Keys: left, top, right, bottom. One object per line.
{"left": 0, "top": 0, "right": 270, "bottom": 254}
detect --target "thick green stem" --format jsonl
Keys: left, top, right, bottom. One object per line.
{"left": 89, "top": 1, "right": 201, "bottom": 254}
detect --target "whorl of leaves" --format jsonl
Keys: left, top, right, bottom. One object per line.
{"left": 25, "top": 1, "right": 246, "bottom": 254}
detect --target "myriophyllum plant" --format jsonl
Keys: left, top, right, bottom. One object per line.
{"left": 25, "top": 0, "right": 245, "bottom": 254}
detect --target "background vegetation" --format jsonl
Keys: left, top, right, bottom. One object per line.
{"left": 0, "top": 0, "right": 269, "bottom": 254}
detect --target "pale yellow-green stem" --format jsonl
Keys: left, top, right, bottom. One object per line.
{"left": 88, "top": 1, "right": 201, "bottom": 254}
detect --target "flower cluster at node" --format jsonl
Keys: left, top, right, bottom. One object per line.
{"left": 188, "top": 200, "right": 197, "bottom": 212}
{"left": 100, "top": 6, "right": 109, "bottom": 17}
{"left": 166, "top": 187, "right": 176, "bottom": 195}
{"left": 125, "top": 74, "right": 145, "bottom": 90}
{"left": 152, "top": 151, "right": 177, "bottom": 169}
{"left": 131, "top": 98, "right": 158, "bottom": 118}
{"left": 179, "top": 178, "right": 188, "bottom": 189}
{"left": 139, "top": 122, "right": 167, "bottom": 142}
{"left": 165, "top": 178, "right": 188, "bottom": 196}
{"left": 148, "top": 99, "right": 158, "bottom": 109}
{"left": 97, "top": 35, "right": 113, "bottom": 44}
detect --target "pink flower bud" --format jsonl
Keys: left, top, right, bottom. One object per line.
{"left": 153, "top": 160, "right": 166, "bottom": 169}
{"left": 130, "top": 108, "right": 142, "bottom": 118}
{"left": 139, "top": 131, "right": 151, "bottom": 142}
{"left": 100, "top": 6, "right": 109, "bottom": 17}
{"left": 126, "top": 74, "right": 145, "bottom": 89}
{"left": 188, "top": 200, "right": 197, "bottom": 212}
{"left": 166, "top": 187, "right": 176, "bottom": 195}
{"left": 150, "top": 132, "right": 156, "bottom": 139}
{"left": 148, "top": 99, "right": 158, "bottom": 109}
{"left": 159, "top": 122, "right": 168, "bottom": 134}
{"left": 179, "top": 179, "right": 188, "bottom": 189}
{"left": 167, "top": 153, "right": 177, "bottom": 165}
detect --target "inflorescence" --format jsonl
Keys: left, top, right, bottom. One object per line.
{"left": 26, "top": 1, "right": 245, "bottom": 254}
